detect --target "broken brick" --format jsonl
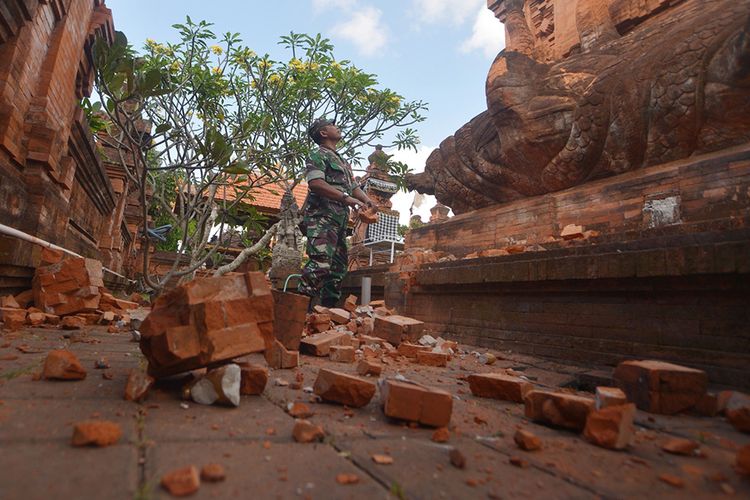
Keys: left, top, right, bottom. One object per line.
{"left": 200, "top": 463, "right": 225, "bottom": 482}
{"left": 189, "top": 364, "right": 241, "bottom": 407}
{"left": 43, "top": 350, "right": 87, "bottom": 380}
{"left": 380, "top": 378, "right": 452, "bottom": 427}
{"left": 658, "top": 473, "right": 684, "bottom": 488}
{"left": 724, "top": 391, "right": 750, "bottom": 433}
{"left": 595, "top": 387, "right": 628, "bottom": 409}
{"left": 613, "top": 360, "right": 707, "bottom": 415}
{"left": 432, "top": 427, "right": 450, "bottom": 443}
{"left": 560, "top": 224, "right": 584, "bottom": 240}
{"left": 416, "top": 350, "right": 448, "bottom": 367}
{"left": 61, "top": 316, "right": 86, "bottom": 330}
{"left": 32, "top": 256, "right": 103, "bottom": 316}
{"left": 358, "top": 317, "right": 375, "bottom": 337}
{"left": 1, "top": 295, "right": 20, "bottom": 309}
{"left": 265, "top": 340, "right": 299, "bottom": 369}
{"left": 583, "top": 403, "right": 636, "bottom": 450}
{"left": 14, "top": 290, "right": 34, "bottom": 308}
{"left": 161, "top": 466, "right": 200, "bottom": 497}
{"left": 356, "top": 359, "right": 382, "bottom": 377}
{"left": 238, "top": 363, "right": 268, "bottom": 395}
{"left": 288, "top": 402, "right": 314, "bottom": 419}
{"left": 100, "top": 311, "right": 115, "bottom": 324}
{"left": 468, "top": 373, "right": 533, "bottom": 403}
{"left": 0, "top": 307, "right": 27, "bottom": 330}
{"left": 371, "top": 454, "right": 393, "bottom": 465}
{"left": 313, "top": 368, "right": 376, "bottom": 408}
{"left": 661, "top": 438, "right": 699, "bottom": 456}
{"left": 343, "top": 295, "right": 357, "bottom": 313}
{"left": 514, "top": 429, "right": 542, "bottom": 451}
{"left": 124, "top": 369, "right": 154, "bottom": 402}
{"left": 396, "top": 342, "right": 430, "bottom": 358}
{"left": 329, "top": 345, "right": 355, "bottom": 363}
{"left": 292, "top": 419, "right": 325, "bottom": 443}
{"left": 328, "top": 308, "right": 351, "bottom": 324}
{"left": 71, "top": 420, "right": 122, "bottom": 447}
{"left": 300, "top": 330, "right": 350, "bottom": 356}
{"left": 27, "top": 312, "right": 46, "bottom": 326}
{"left": 272, "top": 290, "right": 308, "bottom": 350}
{"left": 524, "top": 390, "right": 594, "bottom": 431}
{"left": 335, "top": 473, "right": 360, "bottom": 485}
{"left": 140, "top": 272, "right": 274, "bottom": 378}
{"left": 373, "top": 315, "right": 424, "bottom": 345}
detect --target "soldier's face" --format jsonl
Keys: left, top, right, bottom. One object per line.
{"left": 321, "top": 124, "right": 342, "bottom": 141}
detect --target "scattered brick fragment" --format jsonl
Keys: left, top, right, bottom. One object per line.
{"left": 100, "top": 311, "right": 115, "bottom": 324}
{"left": 432, "top": 427, "right": 450, "bottom": 443}
{"left": 33, "top": 256, "right": 103, "bottom": 316}
{"left": 124, "top": 369, "right": 154, "bottom": 402}
{"left": 396, "top": 342, "right": 430, "bottom": 358}
{"left": 416, "top": 350, "right": 448, "bottom": 367}
{"left": 380, "top": 378, "right": 452, "bottom": 427}
{"left": 524, "top": 390, "right": 594, "bottom": 431}
{"left": 307, "top": 313, "right": 331, "bottom": 333}
{"left": 328, "top": 308, "right": 351, "bottom": 324}
{"left": 43, "top": 350, "right": 87, "bottom": 380}
{"left": 514, "top": 429, "right": 542, "bottom": 451}
{"left": 369, "top": 300, "right": 385, "bottom": 308}
{"left": 613, "top": 360, "right": 707, "bottom": 415}
{"left": 313, "top": 368, "right": 376, "bottom": 408}
{"left": 71, "top": 420, "right": 122, "bottom": 447}
{"left": 189, "top": 364, "right": 241, "bottom": 407}
{"left": 583, "top": 403, "right": 636, "bottom": 450}
{"left": 560, "top": 224, "right": 584, "bottom": 240}
{"left": 60, "top": 316, "right": 86, "bottom": 330}
{"left": 272, "top": 290, "right": 308, "bottom": 350}
{"left": 300, "top": 330, "right": 350, "bottom": 356}
{"left": 330, "top": 345, "right": 356, "bottom": 363}
{"left": 356, "top": 359, "right": 383, "bottom": 377}
{"left": 288, "top": 402, "right": 315, "bottom": 419}
{"left": 509, "top": 457, "right": 529, "bottom": 468}
{"left": 1, "top": 295, "right": 20, "bottom": 308}
{"left": 343, "top": 295, "right": 358, "bottom": 313}
{"left": 449, "top": 448, "right": 466, "bottom": 469}
{"left": 335, "top": 473, "right": 360, "bottom": 485}
{"left": 13, "top": 290, "right": 34, "bottom": 308}
{"left": 724, "top": 391, "right": 750, "bottom": 433}
{"left": 371, "top": 454, "right": 393, "bottom": 465}
{"left": 658, "top": 473, "right": 684, "bottom": 488}
{"left": 737, "top": 445, "right": 750, "bottom": 475}
{"left": 238, "top": 363, "right": 268, "bottom": 395}
{"left": 200, "top": 463, "right": 225, "bottom": 482}
{"left": 694, "top": 392, "right": 720, "bottom": 417}
{"left": 265, "top": 340, "right": 299, "bottom": 369}
{"left": 468, "top": 373, "right": 533, "bottom": 403}
{"left": 27, "top": 312, "right": 45, "bottom": 326}
{"left": 595, "top": 387, "right": 628, "bottom": 409}
{"left": 292, "top": 419, "right": 325, "bottom": 443}
{"left": 0, "top": 307, "right": 27, "bottom": 330}
{"left": 661, "top": 438, "right": 699, "bottom": 456}
{"left": 161, "top": 466, "right": 201, "bottom": 497}
{"left": 373, "top": 315, "right": 424, "bottom": 345}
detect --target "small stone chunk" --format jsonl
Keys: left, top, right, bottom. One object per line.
{"left": 336, "top": 473, "right": 360, "bottom": 485}
{"left": 371, "top": 454, "right": 393, "bottom": 465}
{"left": 43, "top": 350, "right": 87, "bottom": 380}
{"left": 449, "top": 448, "right": 466, "bottom": 469}
{"left": 0, "top": 295, "right": 21, "bottom": 309}
{"left": 357, "top": 359, "right": 383, "bottom": 377}
{"left": 329, "top": 345, "right": 356, "bottom": 363}
{"left": 292, "top": 419, "right": 325, "bottom": 443}
{"left": 328, "top": 308, "right": 351, "bottom": 324}
{"left": 468, "top": 373, "right": 533, "bottom": 403}
{"left": 613, "top": 360, "right": 707, "bottom": 415}
{"left": 71, "top": 420, "right": 122, "bottom": 447}
{"left": 524, "top": 390, "right": 594, "bottom": 431}
{"left": 379, "top": 378, "right": 452, "bottom": 427}
{"left": 595, "top": 387, "right": 628, "bottom": 409}
{"left": 737, "top": 445, "right": 750, "bottom": 475}
{"left": 583, "top": 403, "right": 636, "bottom": 450}
{"left": 416, "top": 351, "right": 448, "bottom": 367}
{"left": 658, "top": 473, "right": 684, "bottom": 488}
{"left": 724, "top": 391, "right": 750, "bottom": 433}
{"left": 238, "top": 363, "right": 268, "bottom": 395}
{"left": 60, "top": 315, "right": 86, "bottom": 330}
{"left": 0, "top": 307, "right": 27, "bottom": 330}
{"left": 28, "top": 312, "right": 45, "bottom": 326}
{"left": 661, "top": 438, "right": 699, "bottom": 456}
{"left": 200, "top": 463, "right": 225, "bottom": 482}
{"left": 161, "top": 466, "right": 201, "bottom": 497}
{"left": 432, "top": 427, "right": 450, "bottom": 443}
{"left": 514, "top": 429, "right": 542, "bottom": 451}
{"left": 314, "top": 368, "right": 376, "bottom": 408}
{"left": 124, "top": 369, "right": 154, "bottom": 402}
{"left": 300, "top": 330, "right": 350, "bottom": 356}
{"left": 343, "top": 295, "right": 358, "bottom": 313}
{"left": 100, "top": 311, "right": 116, "bottom": 324}
{"left": 288, "top": 402, "right": 315, "bottom": 418}
{"left": 190, "top": 364, "right": 241, "bottom": 407}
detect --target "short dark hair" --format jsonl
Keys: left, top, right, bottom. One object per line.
{"left": 308, "top": 117, "right": 335, "bottom": 144}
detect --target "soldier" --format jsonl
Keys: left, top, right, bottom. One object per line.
{"left": 298, "top": 118, "right": 375, "bottom": 308}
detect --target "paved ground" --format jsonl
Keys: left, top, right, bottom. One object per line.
{"left": 0, "top": 313, "right": 748, "bottom": 499}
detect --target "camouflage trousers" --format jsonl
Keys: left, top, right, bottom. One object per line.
{"left": 298, "top": 210, "right": 348, "bottom": 307}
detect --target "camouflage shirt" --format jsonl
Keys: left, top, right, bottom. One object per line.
{"left": 303, "top": 146, "right": 358, "bottom": 216}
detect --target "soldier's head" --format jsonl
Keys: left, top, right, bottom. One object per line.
{"left": 308, "top": 117, "right": 340, "bottom": 145}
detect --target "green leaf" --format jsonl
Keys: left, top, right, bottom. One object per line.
{"left": 222, "top": 161, "right": 250, "bottom": 174}
{"left": 155, "top": 123, "right": 171, "bottom": 134}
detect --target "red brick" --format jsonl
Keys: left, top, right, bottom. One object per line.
{"left": 397, "top": 342, "right": 430, "bottom": 358}
{"left": 595, "top": 386, "right": 628, "bottom": 409}
{"left": 724, "top": 391, "right": 750, "bottom": 433}
{"left": 613, "top": 360, "right": 707, "bottom": 415}
{"left": 0, "top": 295, "right": 20, "bottom": 308}
{"left": 583, "top": 403, "right": 636, "bottom": 450}
{"left": 43, "top": 350, "right": 86, "bottom": 380}
{"left": 468, "top": 373, "right": 533, "bottom": 403}
{"left": 343, "top": 295, "right": 357, "bottom": 312}
{"left": 415, "top": 350, "right": 449, "bottom": 367}
{"left": 265, "top": 340, "right": 299, "bottom": 369}
{"left": 161, "top": 466, "right": 200, "bottom": 497}
{"left": 373, "top": 315, "right": 424, "bottom": 345}
{"left": 124, "top": 369, "right": 154, "bottom": 402}
{"left": 357, "top": 359, "right": 383, "bottom": 377}
{"left": 329, "top": 345, "right": 356, "bottom": 363}
{"left": 328, "top": 308, "right": 351, "bottom": 324}
{"left": 0, "top": 307, "right": 27, "bottom": 330}
{"left": 272, "top": 290, "right": 308, "bottom": 350}
{"left": 313, "top": 368, "right": 376, "bottom": 408}
{"left": 307, "top": 313, "right": 331, "bottom": 333}
{"left": 238, "top": 363, "right": 268, "bottom": 395}
{"left": 524, "top": 390, "right": 594, "bottom": 431}
{"left": 380, "top": 379, "right": 452, "bottom": 427}
{"left": 200, "top": 464, "right": 225, "bottom": 482}
{"left": 292, "top": 419, "right": 325, "bottom": 443}
{"left": 514, "top": 429, "right": 542, "bottom": 451}
{"left": 71, "top": 420, "right": 122, "bottom": 447}
{"left": 299, "top": 330, "right": 351, "bottom": 356}
{"left": 661, "top": 438, "right": 699, "bottom": 455}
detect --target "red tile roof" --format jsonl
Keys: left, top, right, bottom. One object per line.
{"left": 215, "top": 179, "right": 308, "bottom": 214}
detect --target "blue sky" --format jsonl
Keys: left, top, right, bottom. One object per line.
{"left": 106, "top": 0, "right": 507, "bottom": 222}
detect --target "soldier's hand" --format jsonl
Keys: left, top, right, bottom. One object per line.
{"left": 343, "top": 195, "right": 360, "bottom": 208}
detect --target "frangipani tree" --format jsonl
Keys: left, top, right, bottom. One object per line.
{"left": 91, "top": 18, "right": 427, "bottom": 293}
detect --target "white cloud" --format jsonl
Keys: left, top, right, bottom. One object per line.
{"left": 461, "top": 5, "right": 505, "bottom": 57}
{"left": 312, "top": 0, "right": 356, "bottom": 12}
{"left": 331, "top": 6, "right": 388, "bottom": 56}
{"left": 388, "top": 146, "right": 450, "bottom": 226}
{"left": 411, "top": 0, "right": 483, "bottom": 25}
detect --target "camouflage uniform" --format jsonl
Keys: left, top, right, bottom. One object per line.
{"left": 298, "top": 146, "right": 357, "bottom": 306}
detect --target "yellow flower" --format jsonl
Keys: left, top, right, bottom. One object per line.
{"left": 210, "top": 45, "right": 224, "bottom": 55}
{"left": 331, "top": 61, "right": 341, "bottom": 70}
{"left": 146, "top": 38, "right": 157, "bottom": 47}
{"left": 251, "top": 80, "right": 258, "bottom": 88}
{"left": 289, "top": 58, "right": 304, "bottom": 71}
{"left": 268, "top": 74, "right": 282, "bottom": 85}
{"left": 258, "top": 60, "right": 270, "bottom": 70}
{"left": 170, "top": 61, "right": 180, "bottom": 72}
{"left": 212, "top": 67, "right": 222, "bottom": 75}
{"left": 326, "top": 77, "right": 336, "bottom": 85}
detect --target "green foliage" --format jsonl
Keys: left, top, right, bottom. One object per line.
{"left": 79, "top": 98, "right": 109, "bottom": 133}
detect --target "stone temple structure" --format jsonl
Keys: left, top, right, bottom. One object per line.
{"left": 373, "top": 0, "right": 750, "bottom": 388}
{"left": 0, "top": 1, "right": 138, "bottom": 294}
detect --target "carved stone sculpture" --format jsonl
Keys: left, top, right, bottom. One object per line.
{"left": 269, "top": 187, "right": 304, "bottom": 288}
{"left": 409, "top": 0, "right": 750, "bottom": 213}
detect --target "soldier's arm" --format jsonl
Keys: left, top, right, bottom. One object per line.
{"left": 351, "top": 186, "right": 375, "bottom": 208}
{"left": 309, "top": 179, "right": 359, "bottom": 207}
